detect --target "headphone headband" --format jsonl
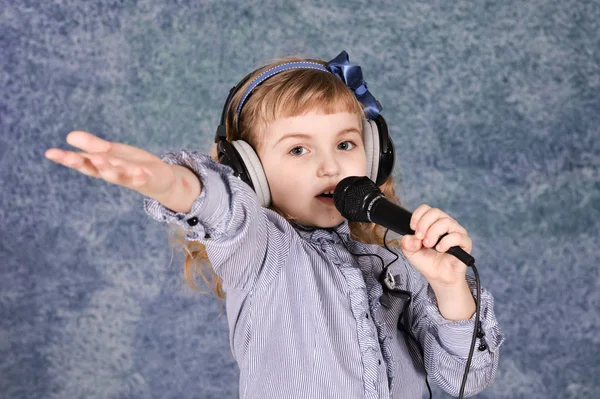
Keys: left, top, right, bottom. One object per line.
{"left": 234, "top": 62, "right": 329, "bottom": 132}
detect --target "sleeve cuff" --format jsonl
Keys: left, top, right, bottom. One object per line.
{"left": 143, "top": 150, "right": 234, "bottom": 241}
{"left": 423, "top": 276, "right": 505, "bottom": 358}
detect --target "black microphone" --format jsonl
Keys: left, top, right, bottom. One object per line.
{"left": 333, "top": 176, "right": 474, "bottom": 267}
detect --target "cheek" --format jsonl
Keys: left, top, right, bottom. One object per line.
{"left": 270, "top": 173, "right": 302, "bottom": 199}
{"left": 261, "top": 157, "right": 281, "bottom": 185}
{"left": 349, "top": 150, "right": 368, "bottom": 175}
{"left": 264, "top": 162, "right": 293, "bottom": 195}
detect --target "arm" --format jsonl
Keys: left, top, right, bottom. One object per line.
{"left": 430, "top": 280, "right": 476, "bottom": 322}
{"left": 399, "top": 256, "right": 505, "bottom": 397}
{"left": 143, "top": 150, "right": 291, "bottom": 291}
{"left": 396, "top": 205, "right": 505, "bottom": 396}
{"left": 46, "top": 131, "right": 290, "bottom": 291}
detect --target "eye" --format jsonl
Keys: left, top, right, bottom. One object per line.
{"left": 289, "top": 146, "right": 308, "bottom": 156}
{"left": 338, "top": 141, "right": 356, "bottom": 151}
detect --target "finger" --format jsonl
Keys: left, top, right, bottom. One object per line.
{"left": 45, "top": 148, "right": 62, "bottom": 161}
{"left": 90, "top": 154, "right": 151, "bottom": 187}
{"left": 46, "top": 149, "right": 100, "bottom": 177}
{"left": 66, "top": 131, "right": 159, "bottom": 163}
{"left": 435, "top": 231, "right": 472, "bottom": 253}
{"left": 66, "top": 152, "right": 117, "bottom": 179}
{"left": 66, "top": 131, "right": 112, "bottom": 153}
{"left": 414, "top": 207, "right": 445, "bottom": 240}
{"left": 88, "top": 153, "right": 127, "bottom": 168}
{"left": 401, "top": 235, "right": 423, "bottom": 253}
{"left": 46, "top": 148, "right": 147, "bottom": 184}
{"left": 69, "top": 153, "right": 104, "bottom": 178}
{"left": 91, "top": 153, "right": 152, "bottom": 177}
{"left": 422, "top": 217, "right": 455, "bottom": 248}
{"left": 410, "top": 204, "right": 432, "bottom": 233}
{"left": 45, "top": 148, "right": 76, "bottom": 164}
{"left": 95, "top": 162, "right": 129, "bottom": 185}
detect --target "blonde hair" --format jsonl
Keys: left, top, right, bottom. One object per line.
{"left": 171, "top": 56, "right": 403, "bottom": 299}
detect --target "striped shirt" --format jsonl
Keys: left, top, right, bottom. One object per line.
{"left": 144, "top": 150, "right": 504, "bottom": 399}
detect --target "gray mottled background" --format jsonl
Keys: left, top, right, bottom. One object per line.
{"left": 1, "top": 0, "right": 599, "bottom": 398}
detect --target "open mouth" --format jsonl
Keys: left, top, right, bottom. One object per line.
{"left": 317, "top": 190, "right": 334, "bottom": 198}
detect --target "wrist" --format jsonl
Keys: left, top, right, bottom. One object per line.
{"left": 429, "top": 278, "right": 469, "bottom": 296}
{"left": 431, "top": 280, "right": 476, "bottom": 321}
{"left": 155, "top": 165, "right": 202, "bottom": 214}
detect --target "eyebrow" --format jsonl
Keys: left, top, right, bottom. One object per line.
{"left": 274, "top": 127, "right": 361, "bottom": 147}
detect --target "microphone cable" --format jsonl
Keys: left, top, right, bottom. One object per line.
{"left": 459, "top": 261, "right": 481, "bottom": 399}
{"left": 420, "top": 232, "right": 482, "bottom": 399}
{"left": 380, "top": 229, "right": 433, "bottom": 399}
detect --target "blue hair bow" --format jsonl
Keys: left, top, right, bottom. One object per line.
{"left": 327, "top": 51, "right": 382, "bottom": 119}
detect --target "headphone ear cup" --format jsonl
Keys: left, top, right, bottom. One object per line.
{"left": 376, "top": 134, "right": 395, "bottom": 186}
{"left": 372, "top": 115, "right": 395, "bottom": 186}
{"left": 363, "top": 117, "right": 395, "bottom": 186}
{"left": 362, "top": 119, "right": 380, "bottom": 184}
{"left": 230, "top": 140, "right": 271, "bottom": 207}
{"left": 217, "top": 139, "right": 249, "bottom": 182}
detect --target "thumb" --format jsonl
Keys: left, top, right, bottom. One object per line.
{"left": 401, "top": 235, "right": 422, "bottom": 255}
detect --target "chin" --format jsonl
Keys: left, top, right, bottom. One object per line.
{"left": 284, "top": 207, "right": 345, "bottom": 229}
{"left": 310, "top": 216, "right": 346, "bottom": 229}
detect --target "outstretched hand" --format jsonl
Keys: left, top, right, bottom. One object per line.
{"left": 45, "top": 131, "right": 177, "bottom": 200}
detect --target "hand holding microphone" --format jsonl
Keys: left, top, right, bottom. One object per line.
{"left": 333, "top": 176, "right": 475, "bottom": 288}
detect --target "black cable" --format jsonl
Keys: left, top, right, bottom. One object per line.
{"left": 382, "top": 228, "right": 399, "bottom": 268}
{"left": 381, "top": 229, "right": 433, "bottom": 399}
{"left": 331, "top": 228, "right": 386, "bottom": 273}
{"left": 458, "top": 263, "right": 481, "bottom": 399}
{"left": 416, "top": 232, "right": 481, "bottom": 399}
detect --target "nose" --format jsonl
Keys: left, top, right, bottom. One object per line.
{"left": 316, "top": 153, "right": 341, "bottom": 178}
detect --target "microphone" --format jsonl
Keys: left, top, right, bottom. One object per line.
{"left": 333, "top": 176, "right": 474, "bottom": 267}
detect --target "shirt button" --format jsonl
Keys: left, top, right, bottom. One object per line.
{"left": 187, "top": 217, "right": 199, "bottom": 226}
{"left": 365, "top": 313, "right": 369, "bottom": 319}
{"left": 478, "top": 343, "right": 488, "bottom": 351}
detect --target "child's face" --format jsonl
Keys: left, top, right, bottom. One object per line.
{"left": 257, "top": 111, "right": 367, "bottom": 228}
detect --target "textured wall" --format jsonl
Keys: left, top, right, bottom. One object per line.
{"left": 1, "top": 0, "right": 599, "bottom": 398}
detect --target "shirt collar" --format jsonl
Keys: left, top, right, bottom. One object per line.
{"left": 292, "top": 220, "right": 352, "bottom": 244}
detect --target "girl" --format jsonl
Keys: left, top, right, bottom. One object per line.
{"left": 45, "top": 51, "right": 504, "bottom": 398}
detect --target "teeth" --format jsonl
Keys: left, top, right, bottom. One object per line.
{"left": 323, "top": 190, "right": 333, "bottom": 195}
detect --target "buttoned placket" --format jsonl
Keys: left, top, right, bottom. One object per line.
{"left": 317, "top": 235, "right": 388, "bottom": 399}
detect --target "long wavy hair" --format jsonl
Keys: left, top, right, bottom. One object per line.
{"left": 169, "top": 56, "right": 403, "bottom": 299}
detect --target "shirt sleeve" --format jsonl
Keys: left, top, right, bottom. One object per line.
{"left": 143, "top": 149, "right": 291, "bottom": 291}
{"left": 400, "top": 255, "right": 505, "bottom": 397}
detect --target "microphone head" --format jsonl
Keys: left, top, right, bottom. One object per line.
{"left": 333, "top": 176, "right": 382, "bottom": 222}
